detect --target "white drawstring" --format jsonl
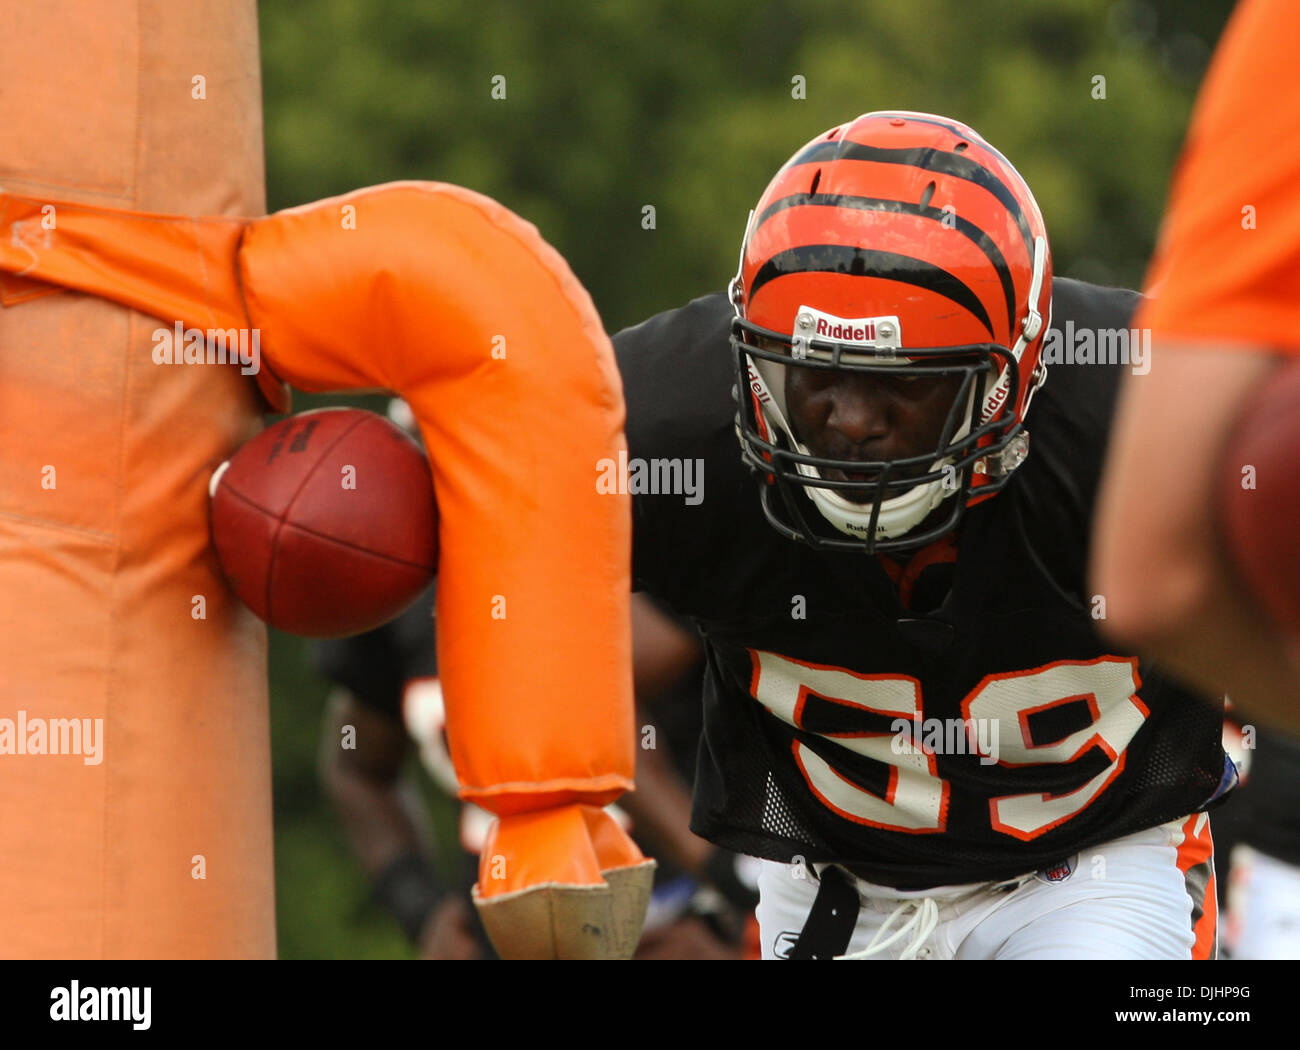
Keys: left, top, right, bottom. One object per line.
{"left": 835, "top": 897, "right": 939, "bottom": 960}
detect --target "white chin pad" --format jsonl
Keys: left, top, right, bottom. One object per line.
{"left": 750, "top": 352, "right": 972, "bottom": 543}
{"left": 802, "top": 464, "right": 954, "bottom": 541}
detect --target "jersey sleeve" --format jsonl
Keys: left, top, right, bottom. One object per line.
{"left": 1015, "top": 277, "right": 1140, "bottom": 590}
{"left": 1135, "top": 0, "right": 1300, "bottom": 351}
{"left": 613, "top": 292, "right": 747, "bottom": 606}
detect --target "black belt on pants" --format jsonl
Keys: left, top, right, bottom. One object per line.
{"left": 788, "top": 865, "right": 860, "bottom": 960}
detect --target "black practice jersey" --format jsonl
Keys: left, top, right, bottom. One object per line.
{"left": 639, "top": 595, "right": 708, "bottom": 787}
{"left": 615, "top": 278, "right": 1228, "bottom": 890}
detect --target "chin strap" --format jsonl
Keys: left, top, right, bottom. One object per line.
{"left": 973, "top": 429, "right": 1031, "bottom": 478}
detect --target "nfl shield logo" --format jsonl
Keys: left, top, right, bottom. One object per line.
{"left": 1036, "top": 857, "right": 1076, "bottom": 884}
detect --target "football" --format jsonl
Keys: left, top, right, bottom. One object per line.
{"left": 1218, "top": 359, "right": 1300, "bottom": 639}
{"left": 210, "top": 407, "right": 438, "bottom": 637}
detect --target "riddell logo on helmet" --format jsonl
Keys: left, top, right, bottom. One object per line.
{"left": 793, "top": 306, "right": 902, "bottom": 355}
{"left": 816, "top": 318, "right": 878, "bottom": 342}
{"left": 983, "top": 382, "right": 1010, "bottom": 419}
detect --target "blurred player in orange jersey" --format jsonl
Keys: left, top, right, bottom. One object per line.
{"left": 1092, "top": 0, "right": 1300, "bottom": 732}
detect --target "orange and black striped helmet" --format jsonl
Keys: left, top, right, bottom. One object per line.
{"left": 729, "top": 111, "right": 1052, "bottom": 554}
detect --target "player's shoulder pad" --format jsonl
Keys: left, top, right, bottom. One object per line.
{"left": 1032, "top": 276, "right": 1146, "bottom": 420}
{"left": 613, "top": 290, "right": 733, "bottom": 356}
{"left": 1010, "top": 276, "right": 1144, "bottom": 575}
{"left": 612, "top": 293, "right": 755, "bottom": 602}
{"left": 1049, "top": 275, "right": 1142, "bottom": 332}
{"left": 612, "top": 291, "right": 737, "bottom": 462}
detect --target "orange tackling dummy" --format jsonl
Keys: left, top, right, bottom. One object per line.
{"left": 0, "top": 0, "right": 649, "bottom": 959}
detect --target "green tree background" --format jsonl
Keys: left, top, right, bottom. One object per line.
{"left": 257, "top": 0, "right": 1235, "bottom": 958}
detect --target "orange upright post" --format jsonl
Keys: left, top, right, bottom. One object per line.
{"left": 0, "top": 2, "right": 275, "bottom": 957}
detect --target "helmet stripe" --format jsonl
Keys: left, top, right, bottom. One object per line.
{"left": 752, "top": 192, "right": 1016, "bottom": 337}
{"left": 749, "top": 244, "right": 995, "bottom": 338}
{"left": 784, "top": 142, "right": 1034, "bottom": 260}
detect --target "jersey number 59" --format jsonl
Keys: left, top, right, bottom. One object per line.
{"left": 749, "top": 650, "right": 1149, "bottom": 840}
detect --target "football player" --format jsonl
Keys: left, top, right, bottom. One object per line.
{"left": 1091, "top": 0, "right": 1300, "bottom": 730}
{"left": 614, "top": 110, "right": 1232, "bottom": 959}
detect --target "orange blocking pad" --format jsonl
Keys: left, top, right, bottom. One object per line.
{"left": 477, "top": 804, "right": 647, "bottom": 897}
{"left": 236, "top": 184, "right": 637, "bottom": 817}
{"left": 0, "top": 181, "right": 640, "bottom": 820}
{"left": 2, "top": 165, "right": 642, "bottom": 921}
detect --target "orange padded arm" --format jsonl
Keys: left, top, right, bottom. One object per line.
{"left": 237, "top": 183, "right": 636, "bottom": 817}
{"left": 0, "top": 183, "right": 640, "bottom": 895}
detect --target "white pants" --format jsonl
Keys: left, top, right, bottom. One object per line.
{"left": 756, "top": 814, "right": 1216, "bottom": 960}
{"left": 1226, "top": 845, "right": 1300, "bottom": 959}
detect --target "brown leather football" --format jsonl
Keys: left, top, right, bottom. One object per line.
{"left": 210, "top": 408, "right": 437, "bottom": 637}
